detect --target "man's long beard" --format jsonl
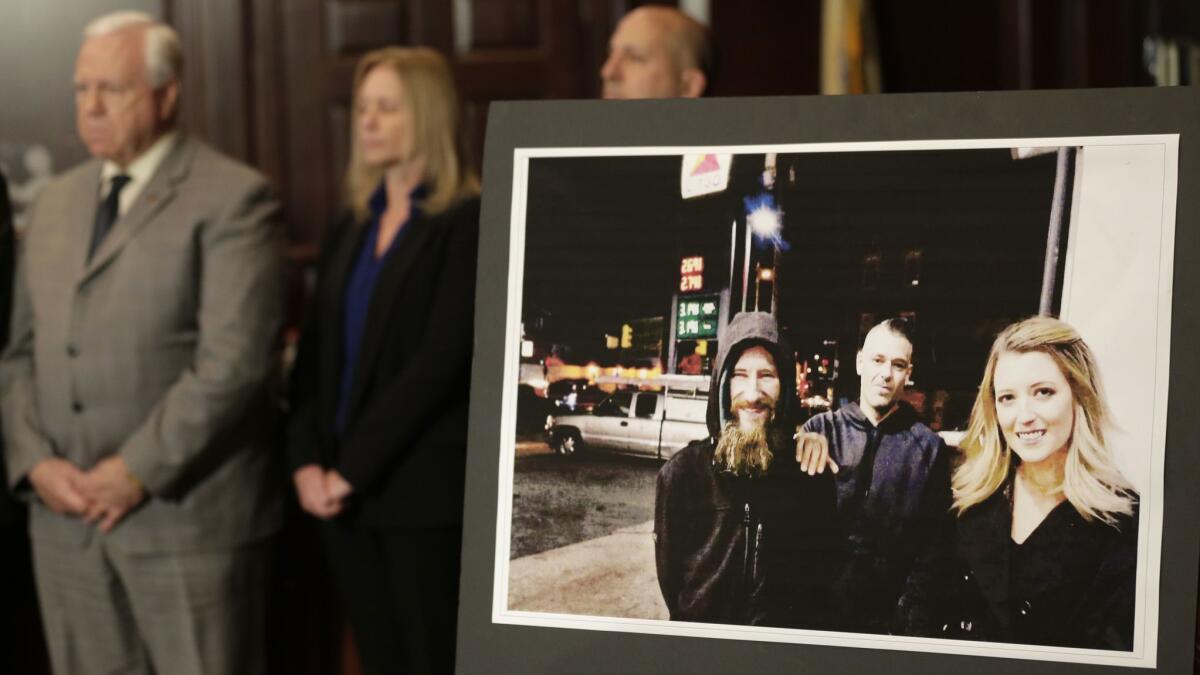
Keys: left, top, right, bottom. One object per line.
{"left": 713, "top": 418, "right": 774, "bottom": 478}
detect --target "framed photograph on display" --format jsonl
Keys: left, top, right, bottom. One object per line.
{"left": 457, "top": 88, "right": 1199, "bottom": 674}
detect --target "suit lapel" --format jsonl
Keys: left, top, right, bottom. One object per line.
{"left": 68, "top": 162, "right": 105, "bottom": 277}
{"left": 343, "top": 211, "right": 438, "bottom": 422}
{"left": 79, "top": 136, "right": 191, "bottom": 285}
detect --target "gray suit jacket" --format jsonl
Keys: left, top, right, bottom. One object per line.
{"left": 0, "top": 134, "right": 284, "bottom": 553}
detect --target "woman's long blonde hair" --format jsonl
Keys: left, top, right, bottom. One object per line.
{"left": 953, "top": 316, "right": 1135, "bottom": 524}
{"left": 345, "top": 47, "right": 479, "bottom": 220}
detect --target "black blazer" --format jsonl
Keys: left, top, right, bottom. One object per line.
{"left": 287, "top": 196, "right": 480, "bottom": 529}
{"left": 932, "top": 481, "right": 1138, "bottom": 650}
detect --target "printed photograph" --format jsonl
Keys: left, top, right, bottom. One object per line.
{"left": 492, "top": 136, "right": 1175, "bottom": 668}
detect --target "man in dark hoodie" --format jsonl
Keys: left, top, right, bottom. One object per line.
{"left": 802, "top": 317, "right": 951, "bottom": 634}
{"left": 654, "top": 311, "right": 838, "bottom": 627}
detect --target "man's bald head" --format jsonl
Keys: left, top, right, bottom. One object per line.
{"left": 601, "top": 6, "right": 712, "bottom": 100}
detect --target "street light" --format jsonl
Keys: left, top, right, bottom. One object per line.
{"left": 747, "top": 201, "right": 782, "bottom": 241}
{"left": 740, "top": 193, "right": 785, "bottom": 313}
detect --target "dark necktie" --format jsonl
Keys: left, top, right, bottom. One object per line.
{"left": 89, "top": 174, "right": 131, "bottom": 260}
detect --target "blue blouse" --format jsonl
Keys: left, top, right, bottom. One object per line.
{"left": 335, "top": 183, "right": 423, "bottom": 434}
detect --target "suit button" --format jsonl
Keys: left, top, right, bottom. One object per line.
{"left": 72, "top": 402, "right": 83, "bottom": 413}
{"left": 1019, "top": 600, "right": 1032, "bottom": 617}
{"left": 66, "top": 345, "right": 78, "bottom": 357}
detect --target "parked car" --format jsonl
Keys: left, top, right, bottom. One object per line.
{"left": 545, "top": 386, "right": 708, "bottom": 460}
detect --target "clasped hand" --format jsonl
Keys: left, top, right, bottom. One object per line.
{"left": 293, "top": 464, "right": 353, "bottom": 519}
{"left": 27, "top": 456, "right": 146, "bottom": 533}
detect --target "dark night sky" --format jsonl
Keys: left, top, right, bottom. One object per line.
{"left": 522, "top": 155, "right": 738, "bottom": 347}
{"left": 520, "top": 148, "right": 1059, "bottom": 405}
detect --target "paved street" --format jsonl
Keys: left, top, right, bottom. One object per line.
{"left": 509, "top": 445, "right": 661, "bottom": 559}
{"left": 507, "top": 518, "right": 667, "bottom": 620}
{"left": 506, "top": 444, "right": 668, "bottom": 619}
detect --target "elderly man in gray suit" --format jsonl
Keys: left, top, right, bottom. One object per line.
{"left": 0, "top": 11, "right": 283, "bottom": 675}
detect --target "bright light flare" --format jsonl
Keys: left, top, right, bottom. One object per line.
{"left": 747, "top": 204, "right": 781, "bottom": 239}
{"left": 743, "top": 193, "right": 789, "bottom": 250}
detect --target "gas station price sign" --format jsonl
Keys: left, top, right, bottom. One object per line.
{"left": 677, "top": 294, "right": 719, "bottom": 339}
{"left": 679, "top": 256, "right": 704, "bottom": 292}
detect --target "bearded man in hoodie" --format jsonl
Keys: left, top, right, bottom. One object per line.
{"left": 654, "top": 312, "right": 838, "bottom": 627}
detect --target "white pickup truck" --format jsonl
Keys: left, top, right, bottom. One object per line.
{"left": 544, "top": 376, "right": 710, "bottom": 460}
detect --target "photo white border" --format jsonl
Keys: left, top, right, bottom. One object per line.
{"left": 491, "top": 134, "right": 1178, "bottom": 670}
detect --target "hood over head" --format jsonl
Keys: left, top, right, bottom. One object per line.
{"left": 706, "top": 311, "right": 798, "bottom": 437}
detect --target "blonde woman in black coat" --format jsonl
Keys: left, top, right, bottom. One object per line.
{"left": 287, "top": 47, "right": 479, "bottom": 675}
{"left": 929, "top": 317, "right": 1139, "bottom": 650}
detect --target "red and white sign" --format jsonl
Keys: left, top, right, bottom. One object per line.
{"left": 680, "top": 153, "right": 732, "bottom": 199}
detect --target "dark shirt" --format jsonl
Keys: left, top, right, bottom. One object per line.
{"left": 803, "top": 401, "right": 950, "bottom": 633}
{"left": 335, "top": 183, "right": 421, "bottom": 434}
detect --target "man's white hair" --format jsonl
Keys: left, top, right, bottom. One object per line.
{"left": 83, "top": 11, "right": 183, "bottom": 88}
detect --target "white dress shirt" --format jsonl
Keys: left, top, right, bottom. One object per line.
{"left": 98, "top": 131, "right": 179, "bottom": 217}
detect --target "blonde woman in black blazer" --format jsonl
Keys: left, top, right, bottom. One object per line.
{"left": 286, "top": 47, "right": 480, "bottom": 675}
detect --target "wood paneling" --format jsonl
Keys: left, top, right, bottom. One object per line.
{"left": 250, "top": 0, "right": 287, "bottom": 188}
{"left": 867, "top": 0, "right": 1156, "bottom": 93}
{"left": 326, "top": 1, "right": 406, "bottom": 54}
{"left": 280, "top": 0, "right": 335, "bottom": 245}
{"left": 167, "top": 0, "right": 252, "bottom": 159}
{"left": 468, "top": 0, "right": 540, "bottom": 48}
{"left": 709, "top": 0, "right": 821, "bottom": 96}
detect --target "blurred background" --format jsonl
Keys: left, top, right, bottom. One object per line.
{"left": 2, "top": 0, "right": 1198, "bottom": 252}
